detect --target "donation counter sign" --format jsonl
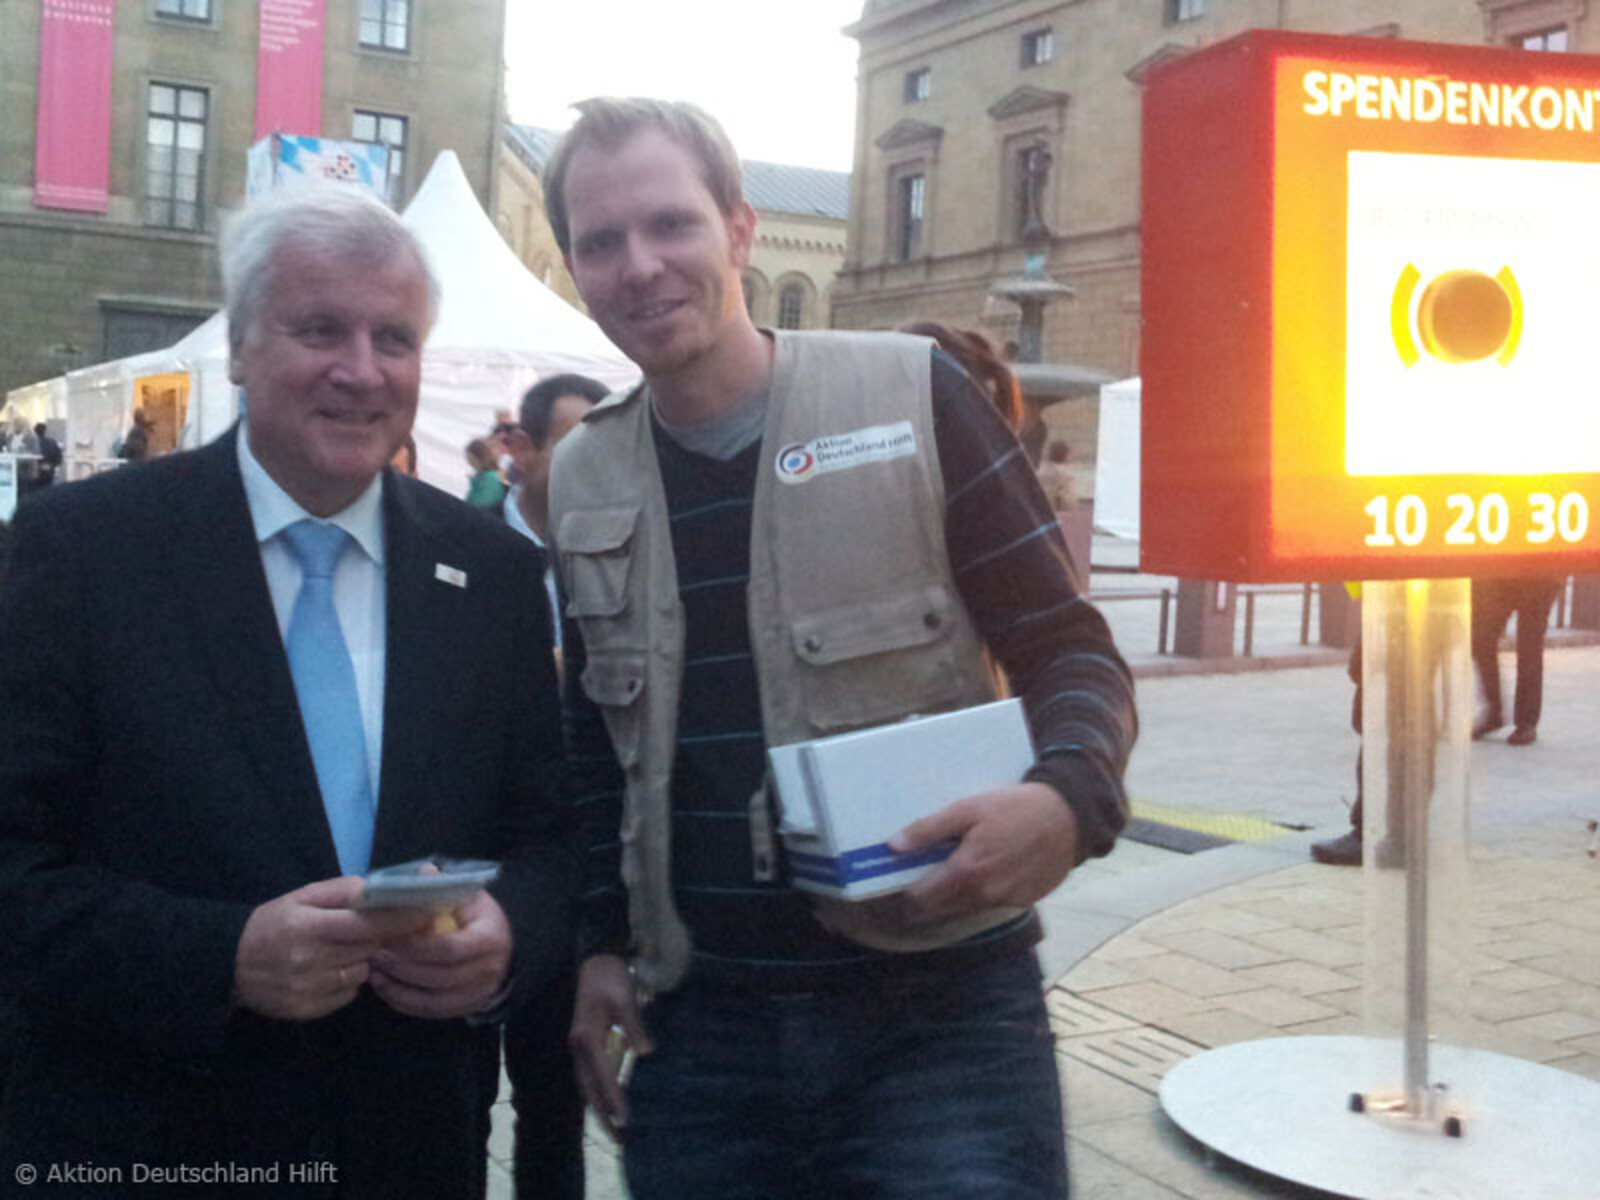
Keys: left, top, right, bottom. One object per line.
{"left": 1141, "top": 31, "right": 1600, "bottom": 581}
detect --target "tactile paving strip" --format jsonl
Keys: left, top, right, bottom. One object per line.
{"left": 1125, "top": 797, "right": 1302, "bottom": 853}
{"left": 1045, "top": 988, "right": 1142, "bottom": 1038}
{"left": 1056, "top": 1027, "right": 1206, "bottom": 1093}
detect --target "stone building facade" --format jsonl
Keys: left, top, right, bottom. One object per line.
{"left": 737, "top": 160, "right": 851, "bottom": 331}
{"left": 498, "top": 125, "right": 849, "bottom": 331}
{"left": 499, "top": 125, "right": 582, "bottom": 309}
{"left": 0, "top": 0, "right": 506, "bottom": 398}
{"left": 835, "top": 0, "right": 1589, "bottom": 466}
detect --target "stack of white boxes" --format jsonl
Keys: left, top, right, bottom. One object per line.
{"left": 768, "top": 699, "right": 1035, "bottom": 900}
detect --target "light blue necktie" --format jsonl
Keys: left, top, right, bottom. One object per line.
{"left": 282, "top": 519, "right": 375, "bottom": 875}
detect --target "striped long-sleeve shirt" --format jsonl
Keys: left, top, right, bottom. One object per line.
{"left": 562, "top": 349, "right": 1137, "bottom": 989}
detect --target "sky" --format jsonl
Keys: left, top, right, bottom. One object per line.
{"left": 503, "top": 0, "right": 865, "bottom": 171}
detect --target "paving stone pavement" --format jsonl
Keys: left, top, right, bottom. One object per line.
{"left": 486, "top": 634, "right": 1600, "bottom": 1199}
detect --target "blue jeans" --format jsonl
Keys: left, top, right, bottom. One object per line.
{"left": 623, "top": 950, "right": 1069, "bottom": 1199}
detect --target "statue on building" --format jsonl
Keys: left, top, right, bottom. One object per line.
{"left": 1019, "top": 144, "right": 1052, "bottom": 242}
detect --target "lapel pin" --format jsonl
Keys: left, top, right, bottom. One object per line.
{"left": 434, "top": 564, "right": 468, "bottom": 589}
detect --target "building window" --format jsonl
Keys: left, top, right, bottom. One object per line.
{"left": 155, "top": 0, "right": 211, "bottom": 20}
{"left": 904, "top": 68, "right": 931, "bottom": 102}
{"left": 896, "top": 173, "right": 926, "bottom": 260}
{"left": 146, "top": 84, "right": 207, "bottom": 230}
{"left": 777, "top": 284, "right": 805, "bottom": 330}
{"left": 1519, "top": 27, "right": 1570, "bottom": 51}
{"left": 1021, "top": 29, "right": 1054, "bottom": 68}
{"left": 101, "top": 304, "right": 208, "bottom": 362}
{"left": 353, "top": 110, "right": 407, "bottom": 204}
{"left": 1166, "top": 0, "right": 1205, "bottom": 22}
{"left": 360, "top": 0, "right": 410, "bottom": 52}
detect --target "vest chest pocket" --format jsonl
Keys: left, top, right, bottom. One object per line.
{"left": 558, "top": 505, "right": 643, "bottom": 650}
{"left": 789, "top": 585, "right": 972, "bottom": 733}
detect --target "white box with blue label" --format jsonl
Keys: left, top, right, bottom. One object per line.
{"left": 767, "top": 699, "right": 1035, "bottom": 900}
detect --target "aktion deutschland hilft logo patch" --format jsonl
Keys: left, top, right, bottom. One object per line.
{"left": 774, "top": 421, "right": 916, "bottom": 485}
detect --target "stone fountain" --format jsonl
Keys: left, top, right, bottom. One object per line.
{"left": 987, "top": 146, "right": 1112, "bottom": 463}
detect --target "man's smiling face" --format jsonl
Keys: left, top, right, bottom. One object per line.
{"left": 232, "top": 244, "right": 428, "bottom": 516}
{"left": 561, "top": 127, "right": 755, "bottom": 382}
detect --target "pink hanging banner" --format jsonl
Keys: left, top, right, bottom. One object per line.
{"left": 256, "top": 0, "right": 327, "bottom": 139}
{"left": 34, "top": 0, "right": 116, "bottom": 213}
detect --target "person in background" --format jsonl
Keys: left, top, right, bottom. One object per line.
{"left": 497, "top": 370, "right": 608, "bottom": 1200}
{"left": 544, "top": 97, "right": 1135, "bottom": 1200}
{"left": 898, "top": 320, "right": 1022, "bottom": 431}
{"left": 1035, "top": 440, "right": 1077, "bottom": 513}
{"left": 120, "top": 411, "right": 153, "bottom": 462}
{"left": 0, "top": 183, "right": 574, "bottom": 1196}
{"left": 464, "top": 436, "right": 507, "bottom": 508}
{"left": 7, "top": 422, "right": 39, "bottom": 495}
{"left": 492, "top": 408, "right": 519, "bottom": 478}
{"left": 389, "top": 434, "right": 418, "bottom": 477}
{"left": 499, "top": 374, "right": 610, "bottom": 659}
{"left": 9, "top": 421, "right": 36, "bottom": 456}
{"left": 32, "top": 423, "right": 62, "bottom": 490}
{"left": 1310, "top": 635, "right": 1367, "bottom": 866}
{"left": 1471, "top": 576, "right": 1565, "bottom": 746}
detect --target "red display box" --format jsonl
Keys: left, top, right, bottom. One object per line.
{"left": 1141, "top": 30, "right": 1600, "bottom": 581}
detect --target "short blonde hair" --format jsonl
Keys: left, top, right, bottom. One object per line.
{"left": 544, "top": 97, "right": 744, "bottom": 255}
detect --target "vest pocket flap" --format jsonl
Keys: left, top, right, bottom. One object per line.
{"left": 560, "top": 505, "right": 638, "bottom": 554}
{"left": 559, "top": 506, "right": 639, "bottom": 618}
{"left": 580, "top": 653, "right": 646, "bottom": 767}
{"left": 791, "top": 586, "right": 953, "bottom": 666}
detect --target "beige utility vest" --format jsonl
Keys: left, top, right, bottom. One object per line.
{"left": 550, "top": 330, "right": 1022, "bottom": 992}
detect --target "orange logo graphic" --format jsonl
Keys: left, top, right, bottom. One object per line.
{"left": 1390, "top": 265, "right": 1523, "bottom": 367}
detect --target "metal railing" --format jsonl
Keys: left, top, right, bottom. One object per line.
{"left": 1088, "top": 583, "right": 1313, "bottom": 657}
{"left": 1089, "top": 587, "right": 1176, "bottom": 654}
{"left": 1238, "top": 583, "right": 1315, "bottom": 657}
{"left": 1090, "top": 576, "right": 1589, "bottom": 659}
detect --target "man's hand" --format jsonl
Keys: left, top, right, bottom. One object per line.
{"left": 234, "top": 877, "right": 431, "bottom": 1021}
{"left": 569, "top": 953, "right": 652, "bottom": 1141}
{"left": 890, "top": 782, "right": 1081, "bottom": 917}
{"left": 366, "top": 889, "right": 515, "bottom": 1020}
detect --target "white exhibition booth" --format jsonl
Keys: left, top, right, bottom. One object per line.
{"left": 2, "top": 150, "right": 637, "bottom": 499}
{"left": 1093, "top": 375, "right": 1140, "bottom": 541}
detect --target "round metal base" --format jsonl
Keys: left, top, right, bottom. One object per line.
{"left": 1159, "top": 1036, "right": 1600, "bottom": 1199}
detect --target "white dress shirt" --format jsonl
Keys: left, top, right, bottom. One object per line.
{"left": 237, "top": 428, "right": 387, "bottom": 799}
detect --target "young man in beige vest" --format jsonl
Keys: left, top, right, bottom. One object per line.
{"left": 544, "top": 98, "right": 1137, "bottom": 1199}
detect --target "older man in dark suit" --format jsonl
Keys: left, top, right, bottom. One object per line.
{"left": 0, "top": 185, "right": 573, "bottom": 1197}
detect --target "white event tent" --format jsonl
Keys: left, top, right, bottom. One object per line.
{"left": 4, "top": 150, "right": 637, "bottom": 496}
{"left": 401, "top": 150, "right": 636, "bottom": 490}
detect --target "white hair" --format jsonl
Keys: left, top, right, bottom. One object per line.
{"left": 220, "top": 184, "right": 440, "bottom": 354}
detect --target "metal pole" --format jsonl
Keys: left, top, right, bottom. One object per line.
{"left": 1243, "top": 591, "right": 1256, "bottom": 657}
{"left": 1399, "top": 581, "right": 1432, "bottom": 1112}
{"left": 1367, "top": 578, "right": 1472, "bottom": 1121}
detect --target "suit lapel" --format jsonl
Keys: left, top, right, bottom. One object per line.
{"left": 162, "top": 428, "right": 341, "bottom": 878}
{"left": 371, "top": 474, "right": 461, "bottom": 864}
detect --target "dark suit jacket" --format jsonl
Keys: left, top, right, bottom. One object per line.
{"left": 0, "top": 428, "right": 574, "bottom": 1198}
